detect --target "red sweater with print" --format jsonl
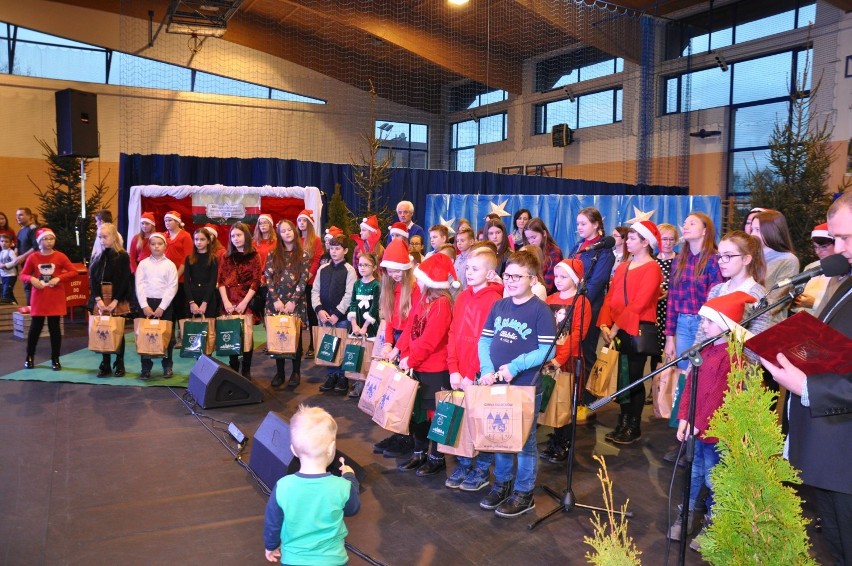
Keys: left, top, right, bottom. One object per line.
{"left": 546, "top": 292, "right": 592, "bottom": 370}
{"left": 20, "top": 251, "right": 77, "bottom": 316}
{"left": 395, "top": 295, "right": 452, "bottom": 373}
{"left": 447, "top": 282, "right": 504, "bottom": 380}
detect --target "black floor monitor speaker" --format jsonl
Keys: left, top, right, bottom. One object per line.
{"left": 552, "top": 123, "right": 574, "bottom": 147}
{"left": 188, "top": 355, "right": 263, "bottom": 409}
{"left": 55, "top": 89, "right": 99, "bottom": 158}
{"left": 249, "top": 411, "right": 366, "bottom": 490}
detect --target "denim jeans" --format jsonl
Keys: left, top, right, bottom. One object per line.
{"left": 688, "top": 439, "right": 720, "bottom": 513}
{"left": 494, "top": 391, "right": 542, "bottom": 493}
{"left": 457, "top": 452, "right": 494, "bottom": 472}
{"left": 674, "top": 313, "right": 702, "bottom": 370}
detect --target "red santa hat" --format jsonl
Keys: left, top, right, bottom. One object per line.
{"left": 414, "top": 252, "right": 460, "bottom": 289}
{"left": 324, "top": 226, "right": 343, "bottom": 241}
{"left": 698, "top": 291, "right": 757, "bottom": 341}
{"left": 360, "top": 215, "right": 380, "bottom": 234}
{"left": 749, "top": 207, "right": 766, "bottom": 214}
{"left": 388, "top": 221, "right": 410, "bottom": 240}
{"left": 811, "top": 223, "right": 830, "bottom": 240}
{"left": 163, "top": 210, "right": 184, "bottom": 227}
{"left": 631, "top": 220, "right": 662, "bottom": 252}
{"left": 554, "top": 258, "right": 584, "bottom": 286}
{"left": 256, "top": 214, "right": 274, "bottom": 227}
{"left": 148, "top": 232, "right": 169, "bottom": 246}
{"left": 35, "top": 227, "right": 56, "bottom": 244}
{"left": 139, "top": 212, "right": 156, "bottom": 226}
{"left": 202, "top": 224, "right": 219, "bottom": 240}
{"left": 380, "top": 238, "right": 412, "bottom": 271}
{"left": 297, "top": 209, "right": 315, "bottom": 225}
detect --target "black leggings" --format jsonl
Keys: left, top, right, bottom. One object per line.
{"left": 275, "top": 331, "right": 303, "bottom": 375}
{"left": 27, "top": 315, "right": 61, "bottom": 358}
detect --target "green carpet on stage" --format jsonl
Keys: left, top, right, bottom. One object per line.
{"left": 0, "top": 327, "right": 267, "bottom": 387}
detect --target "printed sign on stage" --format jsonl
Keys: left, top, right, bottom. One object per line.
{"left": 192, "top": 193, "right": 261, "bottom": 225}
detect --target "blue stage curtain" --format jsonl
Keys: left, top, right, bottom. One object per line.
{"left": 426, "top": 194, "right": 721, "bottom": 256}
{"left": 119, "top": 153, "right": 688, "bottom": 239}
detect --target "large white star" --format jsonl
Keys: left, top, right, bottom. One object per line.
{"left": 487, "top": 199, "right": 512, "bottom": 219}
{"left": 439, "top": 216, "right": 456, "bottom": 236}
{"left": 625, "top": 206, "right": 655, "bottom": 225}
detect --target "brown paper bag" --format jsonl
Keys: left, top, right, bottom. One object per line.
{"left": 134, "top": 317, "right": 173, "bottom": 357}
{"left": 345, "top": 335, "right": 373, "bottom": 381}
{"left": 357, "top": 359, "right": 397, "bottom": 417}
{"left": 653, "top": 365, "right": 678, "bottom": 419}
{"left": 586, "top": 343, "right": 620, "bottom": 398}
{"left": 312, "top": 325, "right": 349, "bottom": 367}
{"left": 178, "top": 317, "right": 216, "bottom": 355}
{"left": 539, "top": 370, "right": 574, "bottom": 428}
{"left": 88, "top": 314, "right": 125, "bottom": 353}
{"left": 372, "top": 369, "right": 419, "bottom": 434}
{"left": 370, "top": 320, "right": 389, "bottom": 359}
{"left": 467, "top": 384, "right": 536, "bottom": 453}
{"left": 266, "top": 315, "right": 301, "bottom": 355}
{"left": 436, "top": 390, "right": 479, "bottom": 458}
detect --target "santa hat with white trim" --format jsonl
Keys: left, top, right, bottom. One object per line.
{"left": 163, "top": 210, "right": 184, "bottom": 227}
{"left": 35, "top": 227, "right": 56, "bottom": 244}
{"left": 360, "top": 215, "right": 379, "bottom": 234}
{"left": 388, "top": 221, "right": 409, "bottom": 240}
{"left": 148, "top": 232, "right": 169, "bottom": 246}
{"left": 140, "top": 212, "right": 156, "bottom": 226}
{"left": 698, "top": 291, "right": 757, "bottom": 342}
{"left": 631, "top": 220, "right": 662, "bottom": 252}
{"left": 811, "top": 223, "right": 830, "bottom": 241}
{"left": 379, "top": 238, "right": 412, "bottom": 270}
{"left": 554, "top": 258, "right": 584, "bottom": 286}
{"left": 413, "top": 251, "right": 460, "bottom": 289}
{"left": 297, "top": 209, "right": 315, "bottom": 225}
{"left": 256, "top": 213, "right": 274, "bottom": 227}
{"left": 324, "top": 226, "right": 343, "bottom": 242}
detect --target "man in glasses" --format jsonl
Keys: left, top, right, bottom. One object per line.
{"left": 386, "top": 200, "right": 425, "bottom": 246}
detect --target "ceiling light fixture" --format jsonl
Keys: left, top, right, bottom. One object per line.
{"left": 448, "top": 0, "right": 470, "bottom": 6}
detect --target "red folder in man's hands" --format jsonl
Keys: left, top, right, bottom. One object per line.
{"left": 745, "top": 312, "right": 852, "bottom": 375}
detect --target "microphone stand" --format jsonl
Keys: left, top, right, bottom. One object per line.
{"left": 587, "top": 285, "right": 803, "bottom": 565}
{"left": 529, "top": 246, "right": 631, "bottom": 530}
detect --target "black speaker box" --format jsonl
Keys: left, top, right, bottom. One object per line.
{"left": 552, "top": 123, "right": 574, "bottom": 147}
{"left": 55, "top": 89, "right": 99, "bottom": 158}
{"left": 188, "top": 355, "right": 263, "bottom": 409}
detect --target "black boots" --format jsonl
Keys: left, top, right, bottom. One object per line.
{"left": 98, "top": 359, "right": 111, "bottom": 377}
{"left": 605, "top": 413, "right": 629, "bottom": 441}
{"left": 51, "top": 357, "right": 62, "bottom": 371}
{"left": 398, "top": 451, "right": 426, "bottom": 471}
{"left": 608, "top": 415, "right": 642, "bottom": 445}
{"left": 240, "top": 352, "right": 253, "bottom": 381}
{"left": 24, "top": 356, "right": 34, "bottom": 369}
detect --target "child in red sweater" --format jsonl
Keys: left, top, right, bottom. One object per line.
{"left": 394, "top": 253, "right": 456, "bottom": 476}
{"left": 669, "top": 291, "right": 756, "bottom": 548}
{"left": 541, "top": 258, "right": 592, "bottom": 463}
{"left": 444, "top": 247, "right": 503, "bottom": 491}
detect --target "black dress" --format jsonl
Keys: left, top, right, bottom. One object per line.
{"left": 183, "top": 253, "right": 220, "bottom": 317}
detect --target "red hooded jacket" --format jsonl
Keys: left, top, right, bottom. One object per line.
{"left": 447, "top": 282, "right": 504, "bottom": 381}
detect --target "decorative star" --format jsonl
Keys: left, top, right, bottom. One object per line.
{"left": 625, "top": 206, "right": 655, "bottom": 225}
{"left": 487, "top": 199, "right": 512, "bottom": 219}
{"left": 439, "top": 216, "right": 456, "bottom": 236}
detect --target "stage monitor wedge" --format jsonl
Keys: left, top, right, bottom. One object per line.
{"left": 249, "top": 411, "right": 293, "bottom": 490}
{"left": 188, "top": 355, "right": 263, "bottom": 409}
{"left": 55, "top": 89, "right": 99, "bottom": 158}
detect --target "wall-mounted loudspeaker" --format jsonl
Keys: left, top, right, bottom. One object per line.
{"left": 55, "top": 89, "right": 99, "bottom": 158}
{"left": 188, "top": 355, "right": 263, "bottom": 409}
{"left": 552, "top": 124, "right": 574, "bottom": 147}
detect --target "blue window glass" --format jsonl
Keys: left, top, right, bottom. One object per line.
{"left": 15, "top": 28, "right": 95, "bottom": 49}
{"left": 736, "top": 10, "right": 796, "bottom": 44}
{"left": 552, "top": 70, "right": 579, "bottom": 88}
{"left": 194, "top": 71, "right": 268, "bottom": 98}
{"left": 468, "top": 90, "right": 507, "bottom": 109}
{"left": 0, "top": 37, "right": 7, "bottom": 72}
{"left": 270, "top": 90, "right": 324, "bottom": 104}
{"left": 730, "top": 149, "right": 772, "bottom": 193}
{"left": 580, "top": 60, "right": 615, "bottom": 82}
{"left": 479, "top": 114, "right": 506, "bottom": 144}
{"left": 733, "top": 101, "right": 788, "bottom": 149}
{"left": 453, "top": 148, "right": 475, "bottom": 172}
{"left": 411, "top": 124, "right": 427, "bottom": 144}
{"left": 732, "top": 52, "right": 792, "bottom": 105}
{"left": 454, "top": 120, "right": 478, "bottom": 148}
{"left": 14, "top": 41, "right": 105, "bottom": 83}
{"left": 615, "top": 89, "right": 623, "bottom": 122}
{"left": 665, "top": 77, "right": 679, "bottom": 113}
{"left": 578, "top": 90, "right": 614, "bottom": 128}
{"left": 797, "top": 3, "right": 816, "bottom": 27}
{"left": 110, "top": 52, "right": 192, "bottom": 91}
{"left": 710, "top": 28, "right": 733, "bottom": 51}
{"left": 615, "top": 58, "right": 624, "bottom": 73}
{"left": 545, "top": 99, "right": 577, "bottom": 132}
{"left": 682, "top": 33, "right": 710, "bottom": 57}
{"left": 796, "top": 49, "right": 812, "bottom": 91}
{"left": 683, "top": 66, "right": 730, "bottom": 111}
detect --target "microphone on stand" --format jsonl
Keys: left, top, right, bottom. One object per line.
{"left": 769, "top": 253, "right": 850, "bottom": 292}
{"left": 585, "top": 236, "right": 616, "bottom": 252}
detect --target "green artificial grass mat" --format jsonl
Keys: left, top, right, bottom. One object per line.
{"left": 1, "top": 327, "right": 267, "bottom": 387}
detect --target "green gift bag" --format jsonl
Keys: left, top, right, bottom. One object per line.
{"left": 317, "top": 331, "right": 342, "bottom": 363}
{"left": 215, "top": 316, "right": 244, "bottom": 356}
{"left": 669, "top": 371, "right": 688, "bottom": 428}
{"left": 180, "top": 320, "right": 210, "bottom": 359}
{"left": 341, "top": 340, "right": 365, "bottom": 372}
{"left": 539, "top": 373, "right": 556, "bottom": 412}
{"left": 427, "top": 395, "right": 465, "bottom": 445}
{"left": 616, "top": 354, "right": 631, "bottom": 404}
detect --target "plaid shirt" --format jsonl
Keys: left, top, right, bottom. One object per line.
{"left": 542, "top": 241, "right": 563, "bottom": 291}
{"left": 665, "top": 251, "right": 723, "bottom": 336}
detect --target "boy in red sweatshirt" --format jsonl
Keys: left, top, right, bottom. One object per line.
{"left": 444, "top": 247, "right": 504, "bottom": 491}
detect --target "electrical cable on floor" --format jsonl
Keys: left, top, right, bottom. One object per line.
{"left": 168, "top": 387, "right": 388, "bottom": 566}
{"left": 663, "top": 439, "right": 687, "bottom": 566}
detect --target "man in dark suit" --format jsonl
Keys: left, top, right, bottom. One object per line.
{"left": 763, "top": 191, "right": 852, "bottom": 565}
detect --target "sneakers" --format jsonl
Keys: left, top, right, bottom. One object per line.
{"left": 495, "top": 491, "right": 536, "bottom": 518}
{"left": 334, "top": 375, "right": 349, "bottom": 393}
{"left": 319, "top": 374, "right": 338, "bottom": 392}
{"left": 539, "top": 433, "right": 557, "bottom": 460}
{"left": 459, "top": 468, "right": 490, "bottom": 492}
{"left": 373, "top": 434, "right": 399, "bottom": 454}
{"left": 383, "top": 435, "right": 414, "bottom": 458}
{"left": 348, "top": 380, "right": 364, "bottom": 398}
{"left": 668, "top": 505, "right": 696, "bottom": 541}
{"left": 690, "top": 515, "right": 711, "bottom": 551}
{"left": 547, "top": 441, "right": 570, "bottom": 463}
{"left": 480, "top": 481, "right": 513, "bottom": 510}
{"left": 445, "top": 466, "right": 470, "bottom": 489}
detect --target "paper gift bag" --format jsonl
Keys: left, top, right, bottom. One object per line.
{"left": 266, "top": 315, "right": 301, "bottom": 355}
{"left": 134, "top": 317, "right": 173, "bottom": 357}
{"left": 88, "top": 314, "right": 125, "bottom": 353}
{"left": 179, "top": 318, "right": 215, "bottom": 358}
{"left": 312, "top": 326, "right": 348, "bottom": 367}
{"left": 345, "top": 336, "right": 372, "bottom": 380}
{"left": 372, "top": 370, "right": 419, "bottom": 434}
{"left": 357, "top": 359, "right": 396, "bottom": 417}
{"left": 435, "top": 390, "right": 478, "bottom": 458}
{"left": 467, "top": 384, "right": 536, "bottom": 453}
{"left": 427, "top": 391, "right": 465, "bottom": 445}
{"left": 539, "top": 370, "right": 574, "bottom": 428}
{"left": 616, "top": 354, "right": 631, "bottom": 404}
{"left": 586, "top": 343, "right": 620, "bottom": 398}
{"left": 652, "top": 365, "right": 678, "bottom": 419}
{"left": 341, "top": 338, "right": 365, "bottom": 372}
{"left": 539, "top": 372, "right": 556, "bottom": 411}
{"left": 215, "top": 316, "right": 244, "bottom": 356}
{"left": 669, "top": 371, "right": 688, "bottom": 428}
{"left": 370, "top": 320, "right": 388, "bottom": 359}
